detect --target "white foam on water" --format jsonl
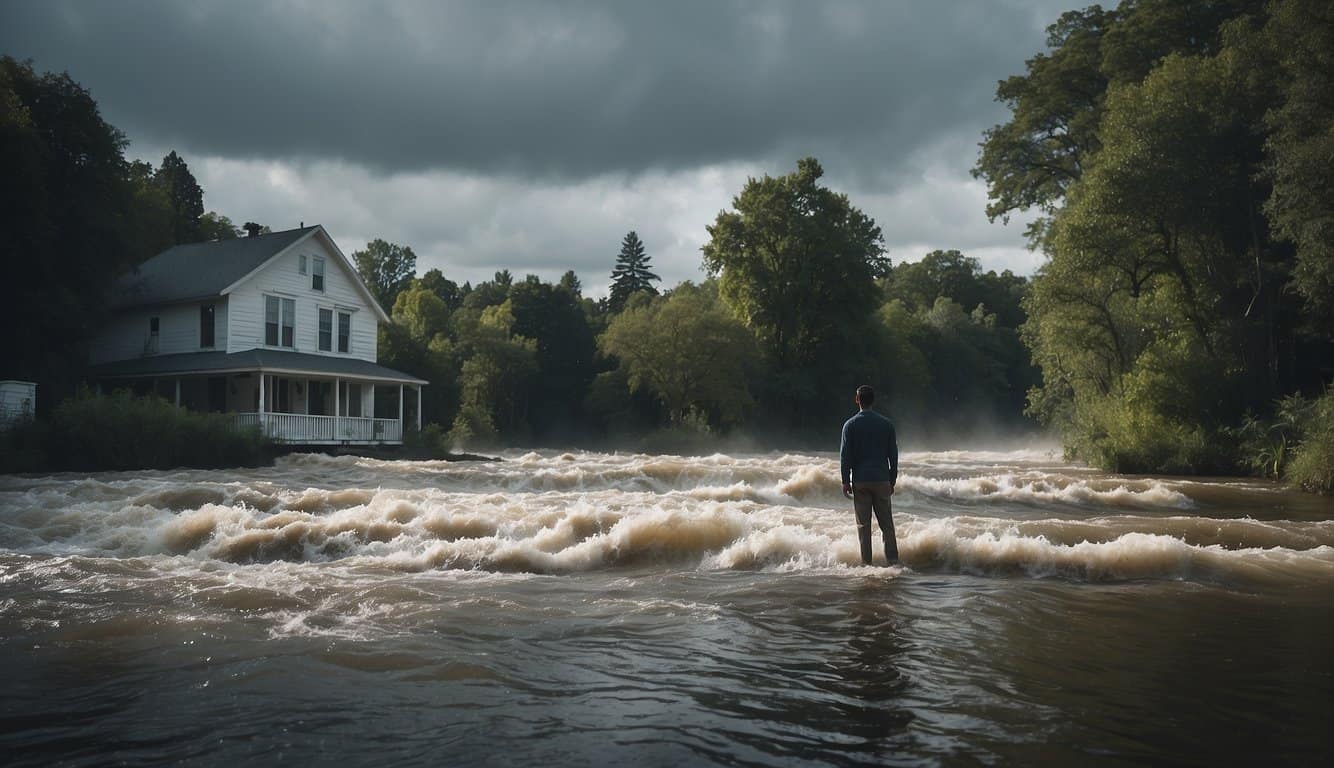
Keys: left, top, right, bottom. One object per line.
{"left": 2, "top": 448, "right": 1330, "bottom": 587}
{"left": 901, "top": 473, "right": 1195, "bottom": 509}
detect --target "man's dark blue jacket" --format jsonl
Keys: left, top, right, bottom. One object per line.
{"left": 840, "top": 409, "right": 899, "bottom": 486}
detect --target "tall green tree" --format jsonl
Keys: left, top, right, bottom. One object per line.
{"left": 155, "top": 150, "right": 204, "bottom": 245}
{"left": 974, "top": 0, "right": 1258, "bottom": 237}
{"left": 452, "top": 302, "right": 538, "bottom": 439}
{"left": 702, "top": 158, "right": 887, "bottom": 371}
{"left": 973, "top": 6, "right": 1114, "bottom": 230}
{"left": 508, "top": 278, "right": 597, "bottom": 439}
{"left": 125, "top": 158, "right": 173, "bottom": 261}
{"left": 1263, "top": 0, "right": 1334, "bottom": 326}
{"left": 600, "top": 283, "right": 756, "bottom": 427}
{"left": 352, "top": 239, "right": 417, "bottom": 312}
{"left": 702, "top": 157, "right": 887, "bottom": 428}
{"left": 608, "top": 231, "right": 659, "bottom": 312}
{"left": 0, "top": 56, "right": 140, "bottom": 404}
{"left": 982, "top": 0, "right": 1334, "bottom": 475}
{"left": 383, "top": 284, "right": 460, "bottom": 430}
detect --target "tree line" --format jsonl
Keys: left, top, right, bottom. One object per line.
{"left": 368, "top": 157, "right": 1035, "bottom": 450}
{"left": 974, "top": 0, "right": 1332, "bottom": 488}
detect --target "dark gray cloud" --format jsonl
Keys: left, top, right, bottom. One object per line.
{"left": 2, "top": 0, "right": 1067, "bottom": 285}
{"left": 2, "top": 0, "right": 1068, "bottom": 186}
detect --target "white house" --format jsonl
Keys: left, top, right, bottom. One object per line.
{"left": 88, "top": 225, "right": 426, "bottom": 445}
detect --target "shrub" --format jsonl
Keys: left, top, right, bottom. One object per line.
{"left": 1286, "top": 390, "right": 1334, "bottom": 494}
{"left": 403, "top": 422, "right": 452, "bottom": 458}
{"left": 448, "top": 403, "right": 499, "bottom": 451}
{"left": 1, "top": 390, "right": 272, "bottom": 473}
{"left": 638, "top": 409, "right": 718, "bottom": 455}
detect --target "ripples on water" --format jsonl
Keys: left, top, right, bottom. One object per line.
{"left": 2, "top": 448, "right": 1333, "bottom": 765}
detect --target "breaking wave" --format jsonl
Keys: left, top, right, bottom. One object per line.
{"left": 2, "top": 448, "right": 1329, "bottom": 587}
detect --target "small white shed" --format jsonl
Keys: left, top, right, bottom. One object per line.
{"left": 0, "top": 380, "right": 36, "bottom": 428}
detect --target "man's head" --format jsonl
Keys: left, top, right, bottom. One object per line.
{"left": 855, "top": 384, "right": 875, "bottom": 409}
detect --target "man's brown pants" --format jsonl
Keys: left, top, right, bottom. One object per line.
{"left": 852, "top": 481, "right": 898, "bottom": 565}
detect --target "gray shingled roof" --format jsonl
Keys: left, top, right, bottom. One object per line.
{"left": 87, "top": 350, "right": 428, "bottom": 385}
{"left": 112, "top": 227, "right": 318, "bottom": 307}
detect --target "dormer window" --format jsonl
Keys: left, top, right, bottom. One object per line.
{"left": 298, "top": 254, "right": 307, "bottom": 275}
{"left": 312, "top": 256, "right": 325, "bottom": 291}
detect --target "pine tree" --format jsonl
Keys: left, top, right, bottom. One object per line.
{"left": 608, "top": 231, "right": 660, "bottom": 312}
{"left": 155, "top": 151, "right": 204, "bottom": 244}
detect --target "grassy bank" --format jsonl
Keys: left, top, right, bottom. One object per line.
{"left": 1, "top": 391, "right": 273, "bottom": 473}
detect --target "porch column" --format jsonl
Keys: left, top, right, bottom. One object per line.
{"left": 397, "top": 384, "right": 404, "bottom": 428}
{"left": 174, "top": 378, "right": 181, "bottom": 408}
{"left": 415, "top": 385, "right": 422, "bottom": 432}
{"left": 334, "top": 377, "right": 341, "bottom": 441}
{"left": 258, "top": 372, "right": 266, "bottom": 423}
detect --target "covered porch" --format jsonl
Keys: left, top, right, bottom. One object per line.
{"left": 88, "top": 350, "right": 428, "bottom": 446}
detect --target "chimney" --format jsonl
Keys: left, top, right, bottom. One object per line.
{"left": 243, "top": 222, "right": 261, "bottom": 238}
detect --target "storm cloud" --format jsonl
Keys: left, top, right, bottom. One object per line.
{"left": 1, "top": 0, "right": 1067, "bottom": 291}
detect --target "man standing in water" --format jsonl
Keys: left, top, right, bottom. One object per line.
{"left": 840, "top": 385, "right": 899, "bottom": 565}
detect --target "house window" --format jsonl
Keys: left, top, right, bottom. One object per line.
{"left": 312, "top": 256, "right": 325, "bottom": 291}
{"left": 318, "top": 308, "right": 333, "bottom": 351}
{"left": 147, "top": 316, "right": 160, "bottom": 353}
{"left": 338, "top": 311, "right": 351, "bottom": 353}
{"left": 298, "top": 254, "right": 307, "bottom": 275}
{"left": 265, "top": 295, "right": 295, "bottom": 348}
{"left": 200, "top": 303, "right": 215, "bottom": 348}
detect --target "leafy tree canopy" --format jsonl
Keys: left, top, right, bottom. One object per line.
{"left": 600, "top": 282, "right": 756, "bottom": 427}
{"left": 702, "top": 157, "right": 887, "bottom": 371}
{"left": 352, "top": 238, "right": 417, "bottom": 312}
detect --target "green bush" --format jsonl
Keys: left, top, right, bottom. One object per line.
{"left": 402, "top": 422, "right": 452, "bottom": 458}
{"left": 638, "top": 409, "right": 718, "bottom": 455}
{"left": 1, "top": 390, "right": 272, "bottom": 473}
{"left": 1070, "top": 392, "right": 1232, "bottom": 475}
{"left": 1233, "top": 394, "right": 1312, "bottom": 480}
{"left": 1286, "top": 390, "right": 1334, "bottom": 494}
{"left": 448, "top": 403, "right": 499, "bottom": 451}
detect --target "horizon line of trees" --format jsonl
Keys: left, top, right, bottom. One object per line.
{"left": 367, "top": 158, "right": 1035, "bottom": 450}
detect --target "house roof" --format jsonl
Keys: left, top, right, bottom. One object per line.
{"left": 87, "top": 350, "right": 428, "bottom": 385}
{"left": 113, "top": 227, "right": 320, "bottom": 308}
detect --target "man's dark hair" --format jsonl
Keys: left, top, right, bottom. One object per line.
{"left": 856, "top": 384, "right": 875, "bottom": 406}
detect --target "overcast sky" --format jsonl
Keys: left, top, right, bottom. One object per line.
{"left": 1, "top": 0, "right": 1072, "bottom": 295}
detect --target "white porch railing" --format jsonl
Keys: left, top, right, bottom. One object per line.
{"left": 230, "top": 413, "right": 403, "bottom": 444}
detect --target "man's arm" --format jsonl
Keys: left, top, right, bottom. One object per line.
{"left": 888, "top": 421, "right": 898, "bottom": 488}
{"left": 840, "top": 420, "right": 853, "bottom": 497}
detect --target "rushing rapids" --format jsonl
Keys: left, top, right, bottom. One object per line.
{"left": 2, "top": 448, "right": 1333, "bottom": 765}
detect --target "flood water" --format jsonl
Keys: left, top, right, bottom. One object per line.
{"left": 2, "top": 448, "right": 1333, "bottom": 766}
